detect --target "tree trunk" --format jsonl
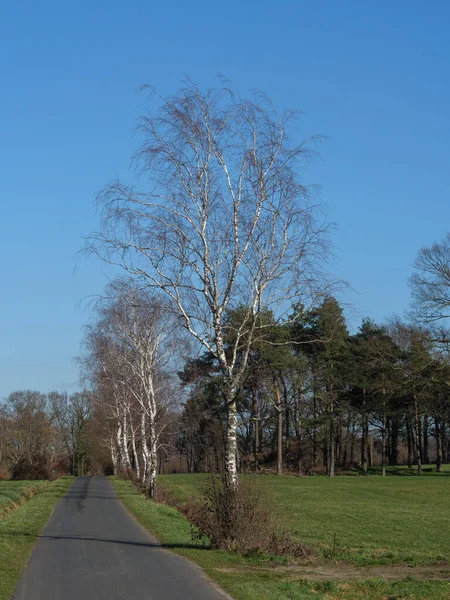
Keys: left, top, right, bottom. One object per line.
{"left": 328, "top": 431, "right": 335, "bottom": 477}
{"left": 388, "top": 417, "right": 399, "bottom": 466}
{"left": 116, "top": 421, "right": 124, "bottom": 472}
{"left": 129, "top": 412, "right": 140, "bottom": 481}
{"left": 251, "top": 389, "right": 259, "bottom": 472}
{"left": 361, "top": 389, "right": 368, "bottom": 473}
{"left": 335, "top": 421, "right": 341, "bottom": 468}
{"left": 140, "top": 410, "right": 149, "bottom": 487}
{"left": 122, "top": 410, "right": 131, "bottom": 470}
{"left": 296, "top": 381, "right": 303, "bottom": 475}
{"left": 423, "top": 415, "right": 429, "bottom": 464}
{"left": 226, "top": 396, "right": 238, "bottom": 485}
{"left": 148, "top": 433, "right": 157, "bottom": 498}
{"left": 417, "top": 410, "right": 423, "bottom": 465}
{"left": 381, "top": 414, "right": 386, "bottom": 476}
{"left": 111, "top": 435, "right": 118, "bottom": 475}
{"left": 368, "top": 435, "right": 373, "bottom": 467}
{"left": 273, "top": 376, "right": 283, "bottom": 476}
{"left": 312, "top": 394, "right": 317, "bottom": 467}
{"left": 435, "top": 416, "right": 442, "bottom": 473}
{"left": 342, "top": 412, "right": 351, "bottom": 468}
{"left": 328, "top": 390, "right": 335, "bottom": 478}
{"left": 406, "top": 418, "right": 413, "bottom": 468}
{"left": 381, "top": 390, "right": 386, "bottom": 476}
{"left": 349, "top": 419, "right": 356, "bottom": 466}
{"left": 413, "top": 394, "right": 422, "bottom": 476}
{"left": 281, "top": 376, "right": 290, "bottom": 455}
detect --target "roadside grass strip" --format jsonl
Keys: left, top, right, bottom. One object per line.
{"left": 0, "top": 477, "right": 73, "bottom": 600}
{"left": 0, "top": 481, "right": 48, "bottom": 520}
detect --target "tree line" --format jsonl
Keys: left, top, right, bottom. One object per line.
{"left": 78, "top": 282, "right": 450, "bottom": 495}
{"left": 0, "top": 390, "right": 95, "bottom": 479}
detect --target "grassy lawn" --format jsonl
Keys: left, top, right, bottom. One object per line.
{"left": 0, "top": 477, "right": 73, "bottom": 600}
{"left": 112, "top": 475, "right": 450, "bottom": 600}
{"left": 0, "top": 481, "right": 47, "bottom": 518}
{"left": 160, "top": 472, "right": 450, "bottom": 566}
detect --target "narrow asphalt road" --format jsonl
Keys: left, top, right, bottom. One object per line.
{"left": 13, "top": 476, "right": 230, "bottom": 600}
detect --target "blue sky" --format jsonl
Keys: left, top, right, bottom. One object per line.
{"left": 1, "top": 1, "right": 449, "bottom": 398}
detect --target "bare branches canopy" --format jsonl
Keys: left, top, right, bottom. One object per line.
{"left": 410, "top": 233, "right": 450, "bottom": 323}
{"left": 86, "top": 82, "right": 333, "bottom": 481}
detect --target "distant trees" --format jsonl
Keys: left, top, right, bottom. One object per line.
{"left": 86, "top": 82, "right": 333, "bottom": 483}
{"left": 4, "top": 292, "right": 447, "bottom": 482}
{"left": 0, "top": 390, "right": 94, "bottom": 479}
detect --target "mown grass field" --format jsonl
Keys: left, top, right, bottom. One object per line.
{"left": 0, "top": 477, "right": 73, "bottom": 600}
{"left": 113, "top": 472, "right": 450, "bottom": 600}
{"left": 160, "top": 470, "right": 450, "bottom": 565}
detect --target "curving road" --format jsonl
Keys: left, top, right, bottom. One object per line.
{"left": 13, "top": 476, "right": 229, "bottom": 600}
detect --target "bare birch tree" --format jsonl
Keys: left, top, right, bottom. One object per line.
{"left": 83, "top": 279, "right": 178, "bottom": 496}
{"left": 86, "top": 82, "right": 333, "bottom": 483}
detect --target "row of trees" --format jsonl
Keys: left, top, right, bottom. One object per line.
{"left": 77, "top": 281, "right": 450, "bottom": 494}
{"left": 0, "top": 390, "right": 93, "bottom": 479}
{"left": 3, "top": 285, "right": 448, "bottom": 485}
{"left": 81, "top": 280, "right": 181, "bottom": 497}
{"left": 178, "top": 299, "right": 450, "bottom": 478}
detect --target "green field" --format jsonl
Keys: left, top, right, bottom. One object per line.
{"left": 160, "top": 472, "right": 450, "bottom": 565}
{"left": 112, "top": 472, "right": 450, "bottom": 600}
{"left": 0, "top": 477, "right": 73, "bottom": 600}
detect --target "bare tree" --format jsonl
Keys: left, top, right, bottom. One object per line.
{"left": 410, "top": 233, "right": 450, "bottom": 323}
{"left": 4, "top": 391, "right": 53, "bottom": 478}
{"left": 86, "top": 82, "right": 333, "bottom": 483}
{"left": 83, "top": 279, "right": 179, "bottom": 496}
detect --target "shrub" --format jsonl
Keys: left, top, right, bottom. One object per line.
{"left": 11, "top": 458, "right": 50, "bottom": 480}
{"left": 182, "top": 473, "right": 311, "bottom": 558}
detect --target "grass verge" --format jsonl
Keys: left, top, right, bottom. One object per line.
{"left": 0, "top": 477, "right": 73, "bottom": 600}
{"left": 0, "top": 481, "right": 48, "bottom": 519}
{"left": 111, "top": 476, "right": 450, "bottom": 600}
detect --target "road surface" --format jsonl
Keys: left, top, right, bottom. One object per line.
{"left": 13, "top": 476, "right": 230, "bottom": 600}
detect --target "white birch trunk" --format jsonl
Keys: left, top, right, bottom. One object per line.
{"left": 122, "top": 409, "right": 131, "bottom": 469}
{"left": 140, "top": 409, "right": 150, "bottom": 487}
{"left": 145, "top": 369, "right": 158, "bottom": 498}
{"left": 226, "top": 397, "right": 238, "bottom": 485}
{"left": 129, "top": 408, "right": 140, "bottom": 480}
{"left": 116, "top": 421, "right": 124, "bottom": 472}
{"left": 111, "top": 435, "right": 118, "bottom": 475}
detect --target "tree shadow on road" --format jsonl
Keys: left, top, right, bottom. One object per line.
{"left": 0, "top": 531, "right": 211, "bottom": 551}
